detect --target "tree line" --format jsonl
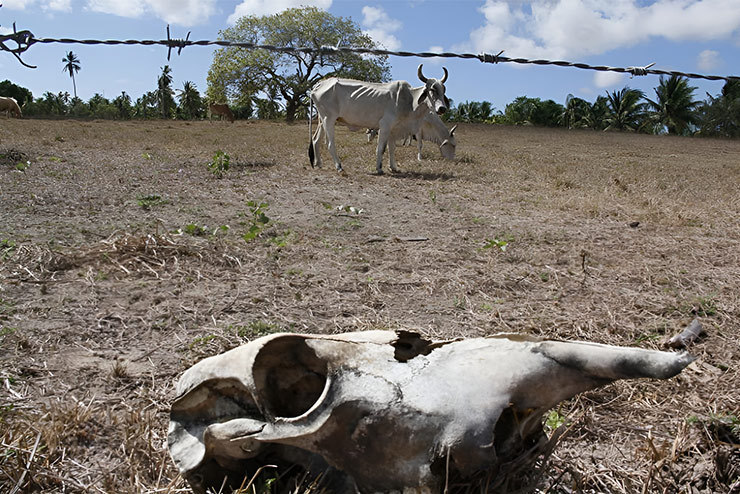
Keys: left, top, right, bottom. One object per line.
{"left": 446, "top": 77, "right": 740, "bottom": 138}
{"left": 1, "top": 6, "right": 738, "bottom": 138}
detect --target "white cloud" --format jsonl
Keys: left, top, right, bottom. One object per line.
{"left": 464, "top": 0, "right": 740, "bottom": 60}
{"left": 86, "top": 0, "right": 217, "bottom": 26}
{"left": 1, "top": 0, "right": 32, "bottom": 9}
{"left": 593, "top": 71, "right": 626, "bottom": 88}
{"left": 361, "top": 5, "right": 401, "bottom": 50}
{"left": 3, "top": 0, "right": 70, "bottom": 10}
{"left": 697, "top": 49, "right": 721, "bottom": 71}
{"left": 45, "top": 0, "right": 72, "bottom": 11}
{"left": 227, "top": 0, "right": 332, "bottom": 24}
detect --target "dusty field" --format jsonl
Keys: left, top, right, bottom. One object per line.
{"left": 0, "top": 118, "right": 739, "bottom": 493}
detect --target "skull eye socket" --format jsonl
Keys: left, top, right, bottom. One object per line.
{"left": 252, "top": 336, "right": 329, "bottom": 418}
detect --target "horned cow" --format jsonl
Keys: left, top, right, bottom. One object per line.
{"left": 0, "top": 97, "right": 22, "bottom": 118}
{"left": 308, "top": 64, "right": 451, "bottom": 174}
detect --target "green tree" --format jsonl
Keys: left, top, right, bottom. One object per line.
{"left": 157, "top": 65, "right": 176, "bottom": 119}
{"left": 562, "top": 94, "right": 592, "bottom": 129}
{"left": 207, "top": 6, "right": 391, "bottom": 122}
{"left": 604, "top": 87, "right": 647, "bottom": 131}
{"left": 503, "top": 96, "right": 541, "bottom": 125}
{"left": 503, "top": 96, "right": 563, "bottom": 127}
{"left": 451, "top": 101, "right": 495, "bottom": 123}
{"left": 113, "top": 91, "right": 133, "bottom": 119}
{"left": 0, "top": 80, "right": 33, "bottom": 106}
{"left": 62, "top": 51, "right": 81, "bottom": 99}
{"left": 585, "top": 96, "right": 609, "bottom": 130}
{"left": 646, "top": 75, "right": 699, "bottom": 135}
{"left": 698, "top": 79, "right": 740, "bottom": 137}
{"left": 177, "top": 81, "right": 204, "bottom": 120}
{"left": 134, "top": 91, "right": 159, "bottom": 119}
{"left": 530, "top": 99, "right": 564, "bottom": 127}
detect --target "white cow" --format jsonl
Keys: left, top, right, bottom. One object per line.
{"left": 367, "top": 111, "right": 457, "bottom": 162}
{"left": 309, "top": 64, "right": 451, "bottom": 174}
{"left": 0, "top": 97, "right": 22, "bottom": 118}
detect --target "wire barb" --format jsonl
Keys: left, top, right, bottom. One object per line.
{"left": 628, "top": 62, "right": 656, "bottom": 77}
{"left": 165, "top": 24, "right": 191, "bottom": 61}
{"left": 479, "top": 50, "right": 505, "bottom": 64}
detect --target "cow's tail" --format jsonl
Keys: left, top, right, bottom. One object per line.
{"left": 308, "top": 93, "right": 316, "bottom": 167}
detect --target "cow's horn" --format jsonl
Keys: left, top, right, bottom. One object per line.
{"left": 441, "top": 67, "right": 448, "bottom": 84}
{"left": 417, "top": 64, "right": 428, "bottom": 83}
{"left": 450, "top": 125, "right": 457, "bottom": 135}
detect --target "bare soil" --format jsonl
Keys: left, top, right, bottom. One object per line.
{"left": 1, "top": 119, "right": 739, "bottom": 493}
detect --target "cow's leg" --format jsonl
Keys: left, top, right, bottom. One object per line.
{"left": 323, "top": 117, "right": 343, "bottom": 172}
{"left": 416, "top": 134, "right": 423, "bottom": 161}
{"left": 376, "top": 122, "right": 394, "bottom": 175}
{"left": 311, "top": 120, "right": 324, "bottom": 168}
{"left": 388, "top": 140, "right": 400, "bottom": 173}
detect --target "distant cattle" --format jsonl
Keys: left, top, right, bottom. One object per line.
{"left": 0, "top": 97, "right": 22, "bottom": 118}
{"left": 366, "top": 111, "right": 457, "bottom": 161}
{"left": 309, "top": 64, "right": 451, "bottom": 174}
{"left": 209, "top": 103, "right": 234, "bottom": 123}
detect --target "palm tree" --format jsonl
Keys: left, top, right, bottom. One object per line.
{"left": 61, "top": 51, "right": 81, "bottom": 99}
{"left": 646, "top": 75, "right": 699, "bottom": 135}
{"left": 698, "top": 80, "right": 740, "bottom": 137}
{"left": 561, "top": 95, "right": 592, "bottom": 129}
{"left": 157, "top": 65, "right": 176, "bottom": 119}
{"left": 177, "top": 81, "right": 203, "bottom": 120}
{"left": 604, "top": 87, "right": 647, "bottom": 132}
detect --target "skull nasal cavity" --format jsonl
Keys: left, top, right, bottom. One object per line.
{"left": 252, "top": 336, "right": 328, "bottom": 418}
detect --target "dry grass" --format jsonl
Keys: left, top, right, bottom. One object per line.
{"left": 0, "top": 119, "right": 739, "bottom": 493}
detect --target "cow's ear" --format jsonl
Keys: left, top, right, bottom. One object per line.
{"left": 417, "top": 89, "right": 428, "bottom": 106}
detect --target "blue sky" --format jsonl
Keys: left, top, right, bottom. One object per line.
{"left": 2, "top": 0, "right": 739, "bottom": 112}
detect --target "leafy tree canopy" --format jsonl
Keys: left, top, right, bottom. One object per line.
{"left": 0, "top": 79, "right": 33, "bottom": 105}
{"left": 207, "top": 6, "right": 391, "bottom": 122}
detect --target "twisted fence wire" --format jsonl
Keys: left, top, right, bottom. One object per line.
{"left": 1, "top": 24, "right": 739, "bottom": 82}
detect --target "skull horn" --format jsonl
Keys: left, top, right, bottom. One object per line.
{"left": 417, "top": 64, "right": 428, "bottom": 83}
{"left": 441, "top": 66, "right": 448, "bottom": 83}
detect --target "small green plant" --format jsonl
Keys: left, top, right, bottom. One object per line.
{"left": 692, "top": 296, "right": 718, "bottom": 317}
{"left": 207, "top": 150, "right": 230, "bottom": 178}
{"left": 189, "top": 334, "right": 217, "bottom": 349}
{"left": 180, "top": 223, "right": 209, "bottom": 236}
{"left": 136, "top": 194, "right": 167, "bottom": 210}
{"left": 243, "top": 200, "right": 270, "bottom": 242}
{"left": 545, "top": 409, "right": 566, "bottom": 433}
{"left": 0, "top": 326, "right": 17, "bottom": 337}
{"left": 231, "top": 320, "right": 280, "bottom": 339}
{"left": 0, "top": 299, "right": 15, "bottom": 319}
{"left": 482, "top": 235, "right": 513, "bottom": 252}
{"left": 1, "top": 239, "right": 17, "bottom": 260}
{"left": 335, "top": 204, "right": 365, "bottom": 215}
{"left": 429, "top": 190, "right": 437, "bottom": 204}
{"left": 268, "top": 231, "right": 292, "bottom": 248}
{"left": 142, "top": 152, "right": 152, "bottom": 160}
{"left": 15, "top": 160, "right": 30, "bottom": 172}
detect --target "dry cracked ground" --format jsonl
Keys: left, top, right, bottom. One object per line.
{"left": 0, "top": 118, "right": 739, "bottom": 493}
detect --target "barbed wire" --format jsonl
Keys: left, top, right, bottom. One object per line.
{"left": 1, "top": 23, "right": 738, "bottom": 83}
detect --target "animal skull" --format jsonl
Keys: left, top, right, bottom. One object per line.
{"left": 168, "top": 331, "right": 692, "bottom": 493}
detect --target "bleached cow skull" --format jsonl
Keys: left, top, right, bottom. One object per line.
{"left": 168, "top": 331, "right": 692, "bottom": 493}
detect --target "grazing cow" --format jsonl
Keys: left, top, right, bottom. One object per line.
{"left": 209, "top": 103, "right": 234, "bottom": 123}
{"left": 309, "top": 64, "right": 450, "bottom": 174}
{"left": 367, "top": 111, "right": 457, "bottom": 161}
{"left": 0, "top": 97, "right": 22, "bottom": 118}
